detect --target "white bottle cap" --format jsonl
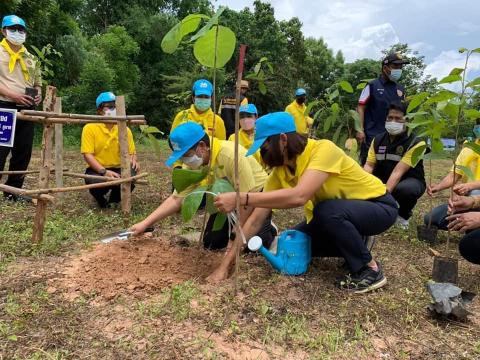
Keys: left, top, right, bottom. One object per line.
{"left": 247, "top": 236, "right": 263, "bottom": 251}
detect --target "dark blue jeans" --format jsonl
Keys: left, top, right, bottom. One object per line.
{"left": 295, "top": 193, "right": 398, "bottom": 273}
{"left": 459, "top": 229, "right": 480, "bottom": 265}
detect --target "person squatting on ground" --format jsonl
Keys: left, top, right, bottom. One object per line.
{"left": 130, "top": 121, "right": 275, "bottom": 250}
{"left": 424, "top": 120, "right": 480, "bottom": 230}
{"left": 0, "top": 15, "right": 42, "bottom": 201}
{"left": 363, "top": 102, "right": 427, "bottom": 229}
{"left": 80, "top": 92, "right": 139, "bottom": 208}
{"left": 213, "top": 112, "right": 399, "bottom": 293}
{"left": 357, "top": 53, "right": 409, "bottom": 165}
{"left": 285, "top": 88, "right": 314, "bottom": 136}
{"left": 446, "top": 194, "right": 480, "bottom": 265}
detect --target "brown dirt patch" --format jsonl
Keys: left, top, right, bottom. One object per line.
{"left": 60, "top": 236, "right": 222, "bottom": 300}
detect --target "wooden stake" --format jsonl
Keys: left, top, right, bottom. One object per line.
{"left": 54, "top": 97, "right": 64, "bottom": 190}
{"left": 0, "top": 183, "right": 54, "bottom": 202}
{"left": 20, "top": 109, "right": 145, "bottom": 121}
{"left": 17, "top": 114, "right": 146, "bottom": 125}
{"left": 32, "top": 87, "right": 57, "bottom": 243}
{"left": 62, "top": 171, "right": 147, "bottom": 185}
{"left": 115, "top": 95, "right": 131, "bottom": 216}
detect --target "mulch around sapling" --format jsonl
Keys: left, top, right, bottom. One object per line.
{"left": 60, "top": 235, "right": 222, "bottom": 300}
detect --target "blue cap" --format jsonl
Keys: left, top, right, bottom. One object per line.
{"left": 239, "top": 103, "right": 258, "bottom": 115}
{"left": 96, "top": 91, "right": 116, "bottom": 108}
{"left": 2, "top": 15, "right": 26, "bottom": 29}
{"left": 165, "top": 122, "right": 206, "bottom": 167}
{"left": 246, "top": 112, "right": 296, "bottom": 156}
{"left": 295, "top": 88, "right": 306, "bottom": 96}
{"left": 192, "top": 79, "right": 213, "bottom": 96}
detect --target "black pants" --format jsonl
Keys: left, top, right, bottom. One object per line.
{"left": 295, "top": 193, "right": 398, "bottom": 273}
{"left": 0, "top": 101, "right": 35, "bottom": 196}
{"left": 391, "top": 178, "right": 426, "bottom": 220}
{"left": 203, "top": 212, "right": 275, "bottom": 250}
{"left": 459, "top": 229, "right": 480, "bottom": 265}
{"left": 85, "top": 167, "right": 135, "bottom": 208}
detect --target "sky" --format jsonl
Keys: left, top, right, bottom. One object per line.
{"left": 215, "top": 0, "right": 480, "bottom": 82}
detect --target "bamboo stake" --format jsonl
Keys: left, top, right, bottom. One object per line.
{"left": 20, "top": 109, "right": 145, "bottom": 121}
{"left": 116, "top": 96, "right": 131, "bottom": 216}
{"left": 24, "top": 173, "right": 147, "bottom": 195}
{"left": 0, "top": 168, "right": 67, "bottom": 175}
{"left": 54, "top": 98, "right": 64, "bottom": 190}
{"left": 17, "top": 114, "right": 146, "bottom": 125}
{"left": 62, "top": 171, "right": 147, "bottom": 185}
{"left": 233, "top": 44, "right": 248, "bottom": 294}
{"left": 0, "top": 184, "right": 54, "bottom": 202}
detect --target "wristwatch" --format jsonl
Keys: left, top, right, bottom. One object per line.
{"left": 99, "top": 168, "right": 107, "bottom": 176}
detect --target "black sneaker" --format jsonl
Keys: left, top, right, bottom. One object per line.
{"left": 4, "top": 194, "right": 33, "bottom": 203}
{"left": 336, "top": 262, "right": 387, "bottom": 294}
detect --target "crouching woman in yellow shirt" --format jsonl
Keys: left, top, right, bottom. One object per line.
{"left": 80, "top": 92, "right": 138, "bottom": 208}
{"left": 213, "top": 112, "right": 398, "bottom": 293}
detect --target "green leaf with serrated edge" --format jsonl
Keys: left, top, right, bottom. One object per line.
{"left": 181, "top": 186, "right": 208, "bottom": 222}
{"left": 407, "top": 92, "right": 429, "bottom": 113}
{"left": 438, "top": 74, "right": 462, "bottom": 84}
{"left": 172, "top": 167, "right": 209, "bottom": 193}
{"left": 212, "top": 212, "right": 227, "bottom": 231}
{"left": 456, "top": 165, "right": 475, "bottom": 181}
{"left": 338, "top": 80, "right": 353, "bottom": 93}
{"left": 193, "top": 25, "right": 236, "bottom": 68}
{"left": 410, "top": 144, "right": 427, "bottom": 167}
{"left": 463, "top": 142, "right": 480, "bottom": 156}
{"left": 190, "top": 7, "right": 226, "bottom": 41}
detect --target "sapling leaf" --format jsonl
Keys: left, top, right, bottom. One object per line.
{"left": 472, "top": 48, "right": 480, "bottom": 54}
{"left": 161, "top": 14, "right": 207, "bottom": 54}
{"left": 465, "top": 109, "right": 480, "bottom": 120}
{"left": 181, "top": 185, "right": 208, "bottom": 222}
{"left": 432, "top": 138, "right": 444, "bottom": 153}
{"left": 438, "top": 74, "right": 462, "bottom": 84}
{"left": 459, "top": 47, "right": 468, "bottom": 53}
{"left": 407, "top": 92, "right": 429, "bottom": 113}
{"left": 212, "top": 212, "right": 227, "bottom": 231}
{"left": 410, "top": 144, "right": 427, "bottom": 167}
{"left": 425, "top": 90, "right": 457, "bottom": 105}
{"left": 206, "top": 178, "right": 235, "bottom": 214}
{"left": 449, "top": 68, "right": 464, "bottom": 76}
{"left": 466, "top": 77, "right": 480, "bottom": 88}
{"left": 339, "top": 80, "right": 354, "bottom": 93}
{"left": 463, "top": 142, "right": 480, "bottom": 156}
{"left": 456, "top": 165, "right": 475, "bottom": 181}
{"left": 190, "top": 7, "right": 226, "bottom": 41}
{"left": 193, "top": 25, "right": 236, "bottom": 68}
{"left": 172, "top": 167, "right": 209, "bottom": 193}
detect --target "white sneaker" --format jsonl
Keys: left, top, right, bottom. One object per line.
{"left": 395, "top": 216, "right": 409, "bottom": 230}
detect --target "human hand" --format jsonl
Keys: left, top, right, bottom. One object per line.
{"left": 448, "top": 195, "right": 474, "bottom": 214}
{"left": 214, "top": 192, "right": 237, "bottom": 213}
{"left": 355, "top": 131, "right": 365, "bottom": 143}
{"left": 427, "top": 184, "right": 439, "bottom": 197}
{"left": 131, "top": 158, "right": 140, "bottom": 172}
{"left": 105, "top": 170, "right": 121, "bottom": 178}
{"left": 129, "top": 221, "right": 150, "bottom": 236}
{"left": 446, "top": 212, "right": 480, "bottom": 232}
{"left": 34, "top": 93, "right": 42, "bottom": 105}
{"left": 453, "top": 183, "right": 472, "bottom": 196}
{"left": 10, "top": 92, "right": 34, "bottom": 106}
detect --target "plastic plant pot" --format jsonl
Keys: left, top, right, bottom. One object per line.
{"left": 417, "top": 224, "right": 438, "bottom": 245}
{"left": 432, "top": 256, "right": 458, "bottom": 284}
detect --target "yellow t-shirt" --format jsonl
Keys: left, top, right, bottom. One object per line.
{"left": 452, "top": 139, "right": 480, "bottom": 181}
{"left": 228, "top": 129, "right": 264, "bottom": 168}
{"left": 81, "top": 123, "right": 136, "bottom": 168}
{"left": 0, "top": 43, "right": 42, "bottom": 102}
{"left": 265, "top": 139, "right": 386, "bottom": 222}
{"left": 171, "top": 105, "right": 226, "bottom": 140}
{"left": 367, "top": 138, "right": 427, "bottom": 167}
{"left": 285, "top": 100, "right": 313, "bottom": 135}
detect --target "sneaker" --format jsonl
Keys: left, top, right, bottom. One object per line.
{"left": 4, "top": 194, "right": 33, "bottom": 203}
{"left": 336, "top": 262, "right": 387, "bottom": 294}
{"left": 395, "top": 216, "right": 409, "bottom": 230}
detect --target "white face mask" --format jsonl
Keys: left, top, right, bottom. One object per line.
{"left": 240, "top": 117, "right": 255, "bottom": 131}
{"left": 385, "top": 121, "right": 405, "bottom": 135}
{"left": 104, "top": 108, "right": 117, "bottom": 117}
{"left": 182, "top": 154, "right": 203, "bottom": 169}
{"left": 6, "top": 29, "right": 26, "bottom": 46}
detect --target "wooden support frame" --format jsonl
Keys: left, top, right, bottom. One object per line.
{"left": 54, "top": 98, "right": 64, "bottom": 189}
{"left": 115, "top": 96, "right": 132, "bottom": 216}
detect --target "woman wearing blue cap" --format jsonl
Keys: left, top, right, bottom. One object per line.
{"left": 213, "top": 112, "right": 398, "bottom": 293}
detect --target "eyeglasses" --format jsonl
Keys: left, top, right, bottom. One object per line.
{"left": 5, "top": 26, "right": 26, "bottom": 34}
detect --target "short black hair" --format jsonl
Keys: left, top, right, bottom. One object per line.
{"left": 388, "top": 101, "right": 407, "bottom": 115}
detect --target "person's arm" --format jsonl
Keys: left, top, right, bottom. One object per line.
{"left": 356, "top": 104, "right": 366, "bottom": 143}
{"left": 130, "top": 194, "right": 183, "bottom": 235}
{"left": 385, "top": 162, "right": 411, "bottom": 193}
{"left": 364, "top": 162, "right": 374, "bottom": 174}
{"left": 207, "top": 207, "right": 272, "bottom": 282}
{"left": 82, "top": 153, "right": 120, "bottom": 178}
{"left": 428, "top": 172, "right": 461, "bottom": 196}
{"left": 0, "top": 84, "right": 34, "bottom": 106}
{"left": 446, "top": 211, "right": 480, "bottom": 232}
{"left": 453, "top": 180, "right": 480, "bottom": 196}
{"left": 214, "top": 169, "right": 329, "bottom": 212}
{"left": 363, "top": 140, "right": 376, "bottom": 173}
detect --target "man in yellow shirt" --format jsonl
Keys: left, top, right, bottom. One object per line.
{"left": 170, "top": 79, "right": 226, "bottom": 140}
{"left": 285, "top": 88, "right": 313, "bottom": 135}
{"left": 130, "top": 121, "right": 274, "bottom": 250}
{"left": 364, "top": 102, "right": 426, "bottom": 229}
{"left": 0, "top": 15, "right": 42, "bottom": 201}
{"left": 80, "top": 92, "right": 138, "bottom": 208}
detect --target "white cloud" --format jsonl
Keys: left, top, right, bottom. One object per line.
{"left": 456, "top": 21, "right": 480, "bottom": 36}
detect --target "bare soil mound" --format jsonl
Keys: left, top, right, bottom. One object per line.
{"left": 61, "top": 236, "right": 222, "bottom": 300}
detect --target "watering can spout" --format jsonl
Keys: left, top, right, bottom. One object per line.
{"left": 248, "top": 236, "right": 284, "bottom": 271}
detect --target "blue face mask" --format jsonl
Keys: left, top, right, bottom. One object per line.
{"left": 473, "top": 125, "right": 480, "bottom": 139}
{"left": 388, "top": 69, "right": 402, "bottom": 82}
{"left": 194, "top": 98, "right": 211, "bottom": 112}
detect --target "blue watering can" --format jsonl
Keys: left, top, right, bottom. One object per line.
{"left": 248, "top": 229, "right": 311, "bottom": 275}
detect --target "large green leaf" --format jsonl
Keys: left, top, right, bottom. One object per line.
{"left": 449, "top": 68, "right": 464, "bottom": 76}
{"left": 356, "top": 82, "right": 368, "bottom": 90}
{"left": 323, "top": 115, "right": 333, "bottom": 133}
{"left": 172, "top": 167, "right": 209, "bottom": 193}
{"left": 463, "top": 142, "right": 480, "bottom": 156}
{"left": 332, "top": 124, "right": 344, "bottom": 144}
{"left": 161, "top": 14, "right": 207, "bottom": 54}
{"left": 338, "top": 80, "right": 353, "bottom": 93}
{"left": 206, "top": 178, "right": 235, "bottom": 215}
{"left": 305, "top": 100, "right": 320, "bottom": 116}
{"left": 438, "top": 74, "right": 462, "bottom": 84}
{"left": 466, "top": 77, "right": 480, "bottom": 88}
{"left": 212, "top": 213, "right": 227, "bottom": 231}
{"left": 190, "top": 7, "right": 226, "bottom": 41}
{"left": 181, "top": 185, "right": 208, "bottom": 222}
{"left": 410, "top": 144, "right": 427, "bottom": 167}
{"left": 456, "top": 165, "right": 475, "bottom": 181}
{"left": 465, "top": 109, "right": 480, "bottom": 120}
{"left": 193, "top": 25, "right": 236, "bottom": 68}
{"left": 424, "top": 90, "right": 457, "bottom": 105}
{"left": 330, "top": 102, "right": 340, "bottom": 114}
{"left": 431, "top": 138, "right": 444, "bottom": 153}
{"left": 407, "top": 92, "right": 429, "bottom": 113}
{"left": 472, "top": 48, "right": 480, "bottom": 54}
{"left": 349, "top": 110, "right": 362, "bottom": 131}
{"left": 328, "top": 89, "right": 339, "bottom": 102}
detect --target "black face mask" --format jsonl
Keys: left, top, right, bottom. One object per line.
{"left": 296, "top": 97, "right": 306, "bottom": 104}
{"left": 261, "top": 141, "right": 285, "bottom": 168}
